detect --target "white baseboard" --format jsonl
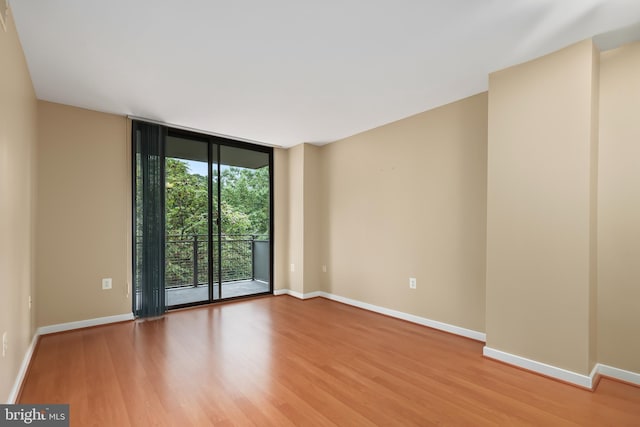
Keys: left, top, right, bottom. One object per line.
{"left": 274, "top": 289, "right": 486, "bottom": 342}
{"left": 37, "top": 312, "right": 134, "bottom": 335}
{"left": 275, "top": 288, "right": 640, "bottom": 390}
{"left": 597, "top": 363, "right": 640, "bottom": 387}
{"left": 483, "top": 346, "right": 597, "bottom": 389}
{"left": 7, "top": 313, "right": 135, "bottom": 403}
{"left": 274, "top": 288, "right": 301, "bottom": 298}
{"left": 320, "top": 292, "right": 486, "bottom": 342}
{"left": 273, "top": 289, "right": 323, "bottom": 299}
{"left": 6, "top": 333, "right": 38, "bottom": 404}
{"left": 8, "top": 297, "right": 640, "bottom": 402}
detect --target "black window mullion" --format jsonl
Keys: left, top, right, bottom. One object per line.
{"left": 217, "top": 143, "right": 222, "bottom": 300}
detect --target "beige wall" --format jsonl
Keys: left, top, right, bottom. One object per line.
{"left": 2, "top": 11, "right": 638, "bottom": 399}
{"left": 282, "top": 143, "right": 323, "bottom": 294}
{"left": 589, "top": 44, "right": 600, "bottom": 372}
{"left": 320, "top": 93, "right": 488, "bottom": 332}
{"left": 598, "top": 42, "right": 640, "bottom": 373}
{"left": 36, "top": 102, "right": 131, "bottom": 326}
{"left": 273, "top": 148, "right": 289, "bottom": 290}
{"left": 486, "top": 40, "right": 598, "bottom": 375}
{"left": 36, "top": 107, "right": 290, "bottom": 324}
{"left": 0, "top": 9, "right": 38, "bottom": 402}
{"left": 287, "top": 144, "right": 305, "bottom": 293}
{"left": 303, "top": 144, "right": 322, "bottom": 293}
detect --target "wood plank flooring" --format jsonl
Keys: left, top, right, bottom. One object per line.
{"left": 19, "top": 296, "right": 640, "bottom": 426}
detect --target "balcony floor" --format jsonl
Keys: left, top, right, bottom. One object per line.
{"left": 166, "top": 280, "right": 270, "bottom": 306}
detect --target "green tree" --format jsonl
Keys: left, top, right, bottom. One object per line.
{"left": 165, "top": 159, "right": 208, "bottom": 237}
{"left": 164, "top": 160, "right": 268, "bottom": 238}
{"left": 220, "top": 166, "right": 270, "bottom": 236}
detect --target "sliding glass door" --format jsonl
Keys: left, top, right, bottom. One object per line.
{"left": 219, "top": 145, "right": 271, "bottom": 299}
{"left": 163, "top": 134, "right": 215, "bottom": 306}
{"left": 133, "top": 122, "right": 273, "bottom": 315}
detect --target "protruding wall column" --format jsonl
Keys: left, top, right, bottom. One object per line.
{"left": 485, "top": 40, "right": 599, "bottom": 379}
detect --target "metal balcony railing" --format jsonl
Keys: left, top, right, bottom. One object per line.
{"left": 135, "top": 234, "right": 269, "bottom": 290}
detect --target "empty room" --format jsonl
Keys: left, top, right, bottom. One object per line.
{"left": 1, "top": 1, "right": 640, "bottom": 425}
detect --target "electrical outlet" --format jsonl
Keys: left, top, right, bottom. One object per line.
{"left": 102, "top": 278, "right": 113, "bottom": 290}
{"left": 409, "top": 277, "right": 417, "bottom": 289}
{"left": 2, "top": 332, "right": 7, "bottom": 357}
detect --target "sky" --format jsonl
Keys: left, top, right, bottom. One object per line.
{"left": 185, "top": 159, "right": 208, "bottom": 176}
{"left": 184, "top": 160, "right": 233, "bottom": 176}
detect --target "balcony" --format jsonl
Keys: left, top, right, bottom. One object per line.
{"left": 137, "top": 234, "right": 270, "bottom": 307}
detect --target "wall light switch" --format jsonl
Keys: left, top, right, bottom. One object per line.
{"left": 409, "top": 277, "right": 417, "bottom": 289}
{"left": 102, "top": 278, "right": 113, "bottom": 290}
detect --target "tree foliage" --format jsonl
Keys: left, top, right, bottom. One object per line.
{"left": 165, "top": 159, "right": 208, "bottom": 237}
{"left": 220, "top": 166, "right": 269, "bottom": 236}
{"left": 165, "top": 159, "right": 269, "bottom": 238}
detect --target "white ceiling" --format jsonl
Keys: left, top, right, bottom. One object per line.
{"left": 10, "top": 0, "right": 640, "bottom": 148}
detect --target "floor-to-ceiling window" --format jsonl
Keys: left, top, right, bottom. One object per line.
{"left": 133, "top": 122, "right": 273, "bottom": 316}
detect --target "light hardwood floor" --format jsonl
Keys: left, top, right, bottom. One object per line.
{"left": 19, "top": 296, "right": 640, "bottom": 426}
